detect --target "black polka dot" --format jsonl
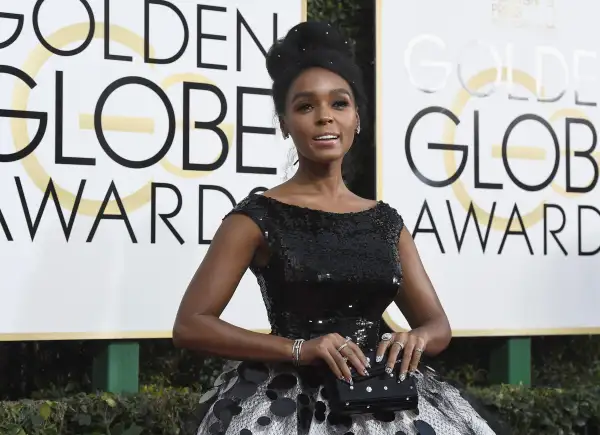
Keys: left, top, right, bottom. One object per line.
{"left": 270, "top": 397, "right": 296, "bottom": 417}
{"left": 395, "top": 432, "right": 408, "bottom": 435}
{"left": 268, "top": 373, "right": 297, "bottom": 390}
{"left": 297, "top": 393, "right": 310, "bottom": 406}
{"left": 320, "top": 387, "right": 329, "bottom": 400}
{"left": 238, "top": 362, "right": 269, "bottom": 384}
{"left": 298, "top": 406, "right": 313, "bottom": 429}
{"left": 231, "top": 405, "right": 243, "bottom": 416}
{"left": 213, "top": 399, "right": 236, "bottom": 420}
{"left": 344, "top": 432, "right": 355, "bottom": 435}
{"left": 374, "top": 411, "right": 395, "bottom": 422}
{"left": 315, "top": 401, "right": 326, "bottom": 415}
{"left": 257, "top": 416, "right": 271, "bottom": 426}
{"left": 230, "top": 381, "right": 258, "bottom": 400}
{"left": 314, "top": 400, "right": 327, "bottom": 422}
{"left": 414, "top": 420, "right": 436, "bottom": 435}
{"left": 265, "top": 389, "right": 278, "bottom": 400}
{"left": 240, "top": 430, "right": 252, "bottom": 435}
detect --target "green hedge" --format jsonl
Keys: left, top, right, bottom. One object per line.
{"left": 1, "top": 384, "right": 599, "bottom": 435}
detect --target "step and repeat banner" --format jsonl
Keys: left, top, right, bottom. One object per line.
{"left": 0, "top": 0, "right": 305, "bottom": 340}
{"left": 378, "top": 0, "right": 600, "bottom": 336}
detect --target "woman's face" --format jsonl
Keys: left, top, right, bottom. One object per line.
{"left": 282, "top": 67, "right": 358, "bottom": 165}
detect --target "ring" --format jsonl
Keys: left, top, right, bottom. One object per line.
{"left": 391, "top": 341, "right": 404, "bottom": 349}
{"left": 337, "top": 343, "right": 349, "bottom": 352}
{"left": 415, "top": 348, "right": 424, "bottom": 353}
{"left": 344, "top": 336, "right": 352, "bottom": 343}
{"left": 381, "top": 333, "right": 393, "bottom": 341}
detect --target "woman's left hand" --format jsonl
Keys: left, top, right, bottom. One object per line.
{"left": 375, "top": 331, "right": 428, "bottom": 382}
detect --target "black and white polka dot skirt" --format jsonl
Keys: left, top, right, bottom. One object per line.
{"left": 195, "top": 360, "right": 498, "bottom": 435}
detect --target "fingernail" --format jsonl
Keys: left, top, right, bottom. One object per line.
{"left": 398, "top": 373, "right": 406, "bottom": 383}
{"left": 347, "top": 378, "right": 353, "bottom": 385}
{"left": 385, "top": 366, "right": 393, "bottom": 375}
{"left": 363, "top": 369, "right": 369, "bottom": 376}
{"left": 376, "top": 355, "right": 383, "bottom": 363}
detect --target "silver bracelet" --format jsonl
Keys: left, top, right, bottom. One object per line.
{"left": 292, "top": 339, "right": 305, "bottom": 366}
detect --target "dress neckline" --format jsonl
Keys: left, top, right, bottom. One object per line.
{"left": 252, "top": 193, "right": 383, "bottom": 216}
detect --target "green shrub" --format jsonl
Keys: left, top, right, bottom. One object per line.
{"left": 1, "top": 384, "right": 599, "bottom": 435}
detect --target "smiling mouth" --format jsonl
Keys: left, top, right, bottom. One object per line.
{"left": 312, "top": 134, "right": 340, "bottom": 143}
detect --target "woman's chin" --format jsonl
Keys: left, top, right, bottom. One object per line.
{"left": 304, "top": 148, "right": 346, "bottom": 164}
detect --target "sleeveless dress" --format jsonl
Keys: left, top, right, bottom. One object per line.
{"left": 195, "top": 193, "right": 498, "bottom": 435}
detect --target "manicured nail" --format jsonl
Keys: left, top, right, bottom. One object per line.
{"left": 376, "top": 355, "right": 383, "bottom": 363}
{"left": 363, "top": 369, "right": 369, "bottom": 376}
{"left": 398, "top": 372, "right": 406, "bottom": 383}
{"left": 347, "top": 378, "right": 353, "bottom": 385}
{"left": 385, "top": 366, "right": 393, "bottom": 375}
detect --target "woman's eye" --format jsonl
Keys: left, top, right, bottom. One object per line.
{"left": 333, "top": 100, "right": 350, "bottom": 109}
{"left": 297, "top": 103, "right": 312, "bottom": 112}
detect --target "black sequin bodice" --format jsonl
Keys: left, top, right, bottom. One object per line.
{"left": 226, "top": 194, "right": 404, "bottom": 351}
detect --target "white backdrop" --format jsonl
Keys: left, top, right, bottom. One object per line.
{"left": 0, "top": 0, "right": 304, "bottom": 339}
{"left": 378, "top": 0, "right": 600, "bottom": 336}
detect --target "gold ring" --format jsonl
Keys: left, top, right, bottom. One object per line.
{"left": 337, "top": 343, "right": 349, "bottom": 352}
{"left": 391, "top": 341, "right": 404, "bottom": 349}
{"left": 415, "top": 348, "right": 424, "bottom": 353}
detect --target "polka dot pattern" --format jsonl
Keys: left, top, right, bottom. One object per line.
{"left": 195, "top": 362, "right": 499, "bottom": 434}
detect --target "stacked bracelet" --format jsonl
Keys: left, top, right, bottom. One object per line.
{"left": 292, "top": 339, "right": 305, "bottom": 366}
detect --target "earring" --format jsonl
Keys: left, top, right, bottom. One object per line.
{"left": 283, "top": 132, "right": 290, "bottom": 139}
{"left": 356, "top": 118, "right": 361, "bottom": 135}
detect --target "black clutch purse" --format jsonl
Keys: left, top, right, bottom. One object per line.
{"left": 324, "top": 350, "right": 418, "bottom": 415}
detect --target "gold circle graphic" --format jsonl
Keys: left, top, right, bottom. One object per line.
{"left": 11, "top": 23, "right": 154, "bottom": 216}
{"left": 442, "top": 67, "right": 546, "bottom": 230}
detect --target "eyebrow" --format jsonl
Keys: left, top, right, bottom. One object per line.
{"left": 291, "top": 88, "right": 352, "bottom": 103}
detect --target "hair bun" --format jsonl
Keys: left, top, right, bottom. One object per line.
{"left": 266, "top": 21, "right": 353, "bottom": 82}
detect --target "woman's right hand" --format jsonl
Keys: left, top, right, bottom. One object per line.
{"left": 298, "top": 333, "right": 370, "bottom": 384}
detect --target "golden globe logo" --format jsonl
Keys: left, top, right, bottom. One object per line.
{"left": 0, "top": 0, "right": 284, "bottom": 244}
{"left": 402, "top": 35, "right": 600, "bottom": 256}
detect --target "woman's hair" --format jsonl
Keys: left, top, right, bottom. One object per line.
{"left": 265, "top": 21, "right": 367, "bottom": 121}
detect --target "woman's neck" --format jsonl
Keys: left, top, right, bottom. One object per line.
{"left": 290, "top": 160, "right": 349, "bottom": 198}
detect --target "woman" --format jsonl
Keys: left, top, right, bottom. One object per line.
{"left": 173, "top": 21, "right": 500, "bottom": 435}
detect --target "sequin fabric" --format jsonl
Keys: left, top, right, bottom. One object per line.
{"left": 195, "top": 194, "right": 497, "bottom": 435}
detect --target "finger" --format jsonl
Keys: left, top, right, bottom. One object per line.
{"left": 343, "top": 341, "right": 369, "bottom": 376}
{"left": 376, "top": 333, "right": 394, "bottom": 363}
{"left": 398, "top": 336, "right": 416, "bottom": 382}
{"left": 348, "top": 339, "right": 370, "bottom": 368}
{"left": 409, "top": 336, "right": 426, "bottom": 373}
{"left": 386, "top": 332, "right": 408, "bottom": 374}
{"left": 320, "top": 348, "right": 344, "bottom": 382}
{"left": 329, "top": 347, "right": 353, "bottom": 384}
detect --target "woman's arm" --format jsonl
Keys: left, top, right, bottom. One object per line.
{"left": 393, "top": 227, "right": 452, "bottom": 356}
{"left": 172, "top": 214, "right": 294, "bottom": 362}
{"left": 173, "top": 212, "right": 371, "bottom": 382}
{"left": 377, "top": 227, "right": 452, "bottom": 379}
